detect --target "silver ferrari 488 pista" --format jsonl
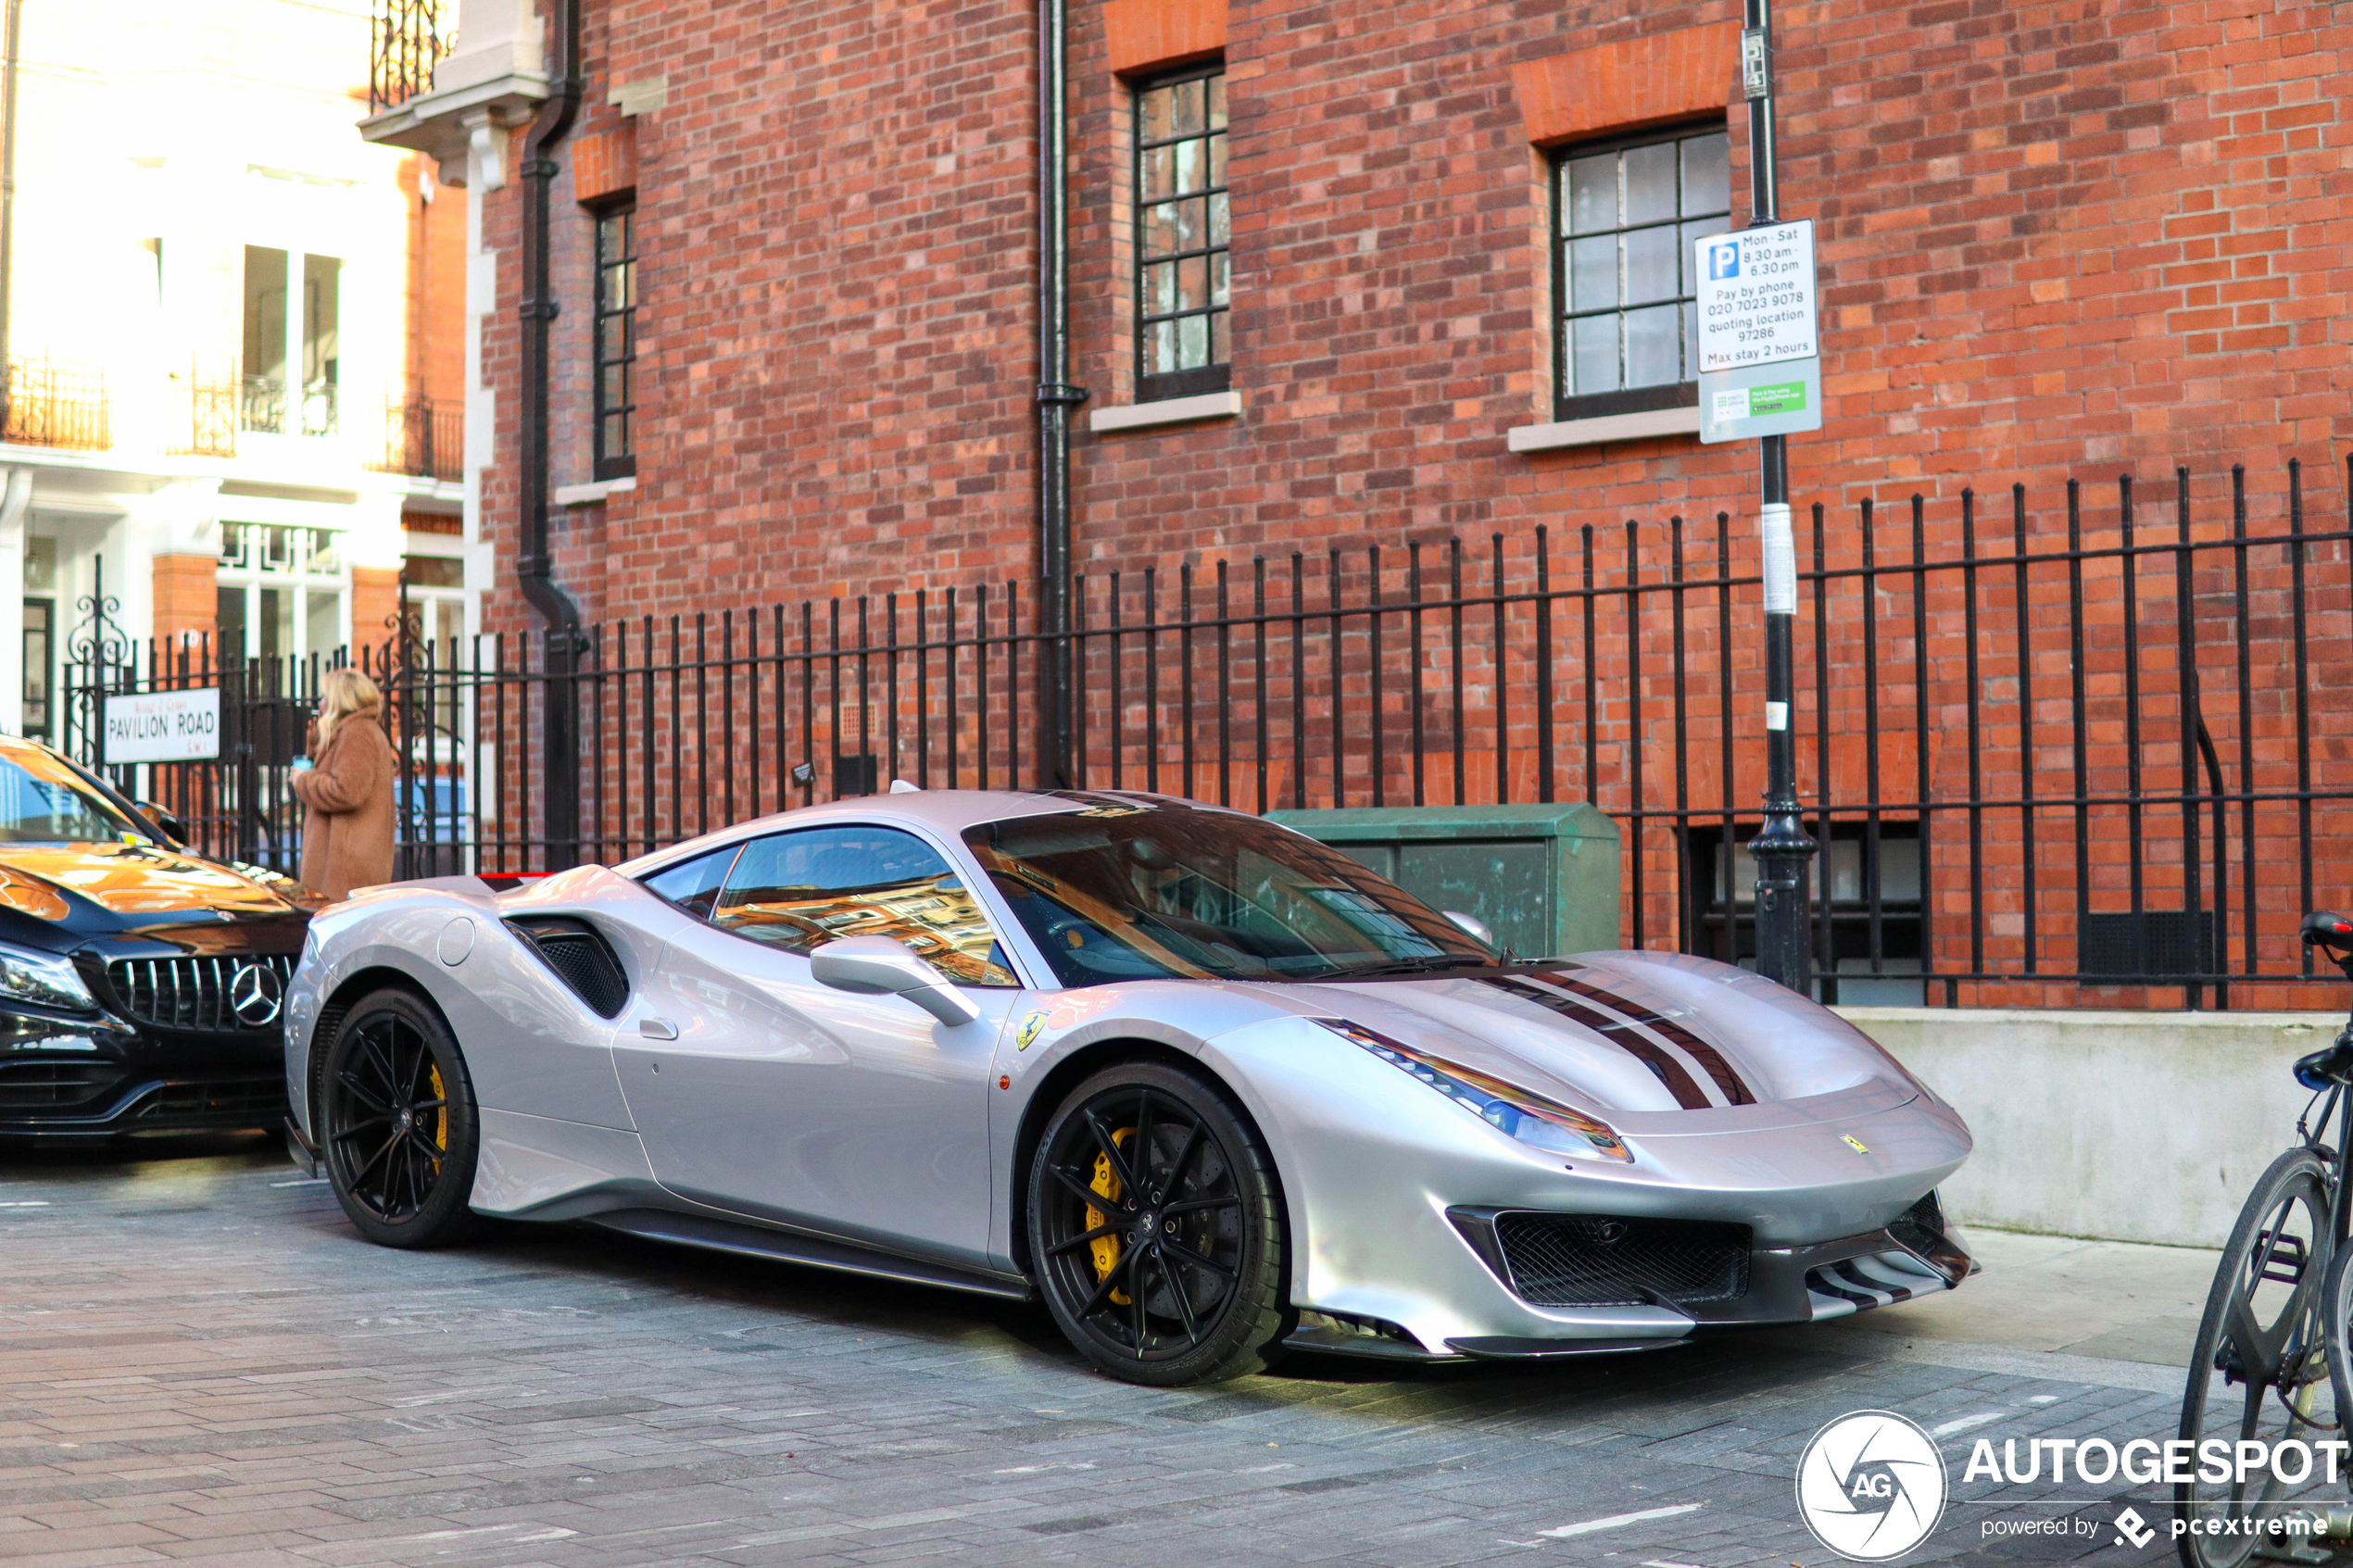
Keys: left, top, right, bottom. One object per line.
{"left": 283, "top": 788, "right": 1973, "bottom": 1386}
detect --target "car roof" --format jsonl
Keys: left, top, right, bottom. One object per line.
{"left": 610, "top": 787, "right": 1245, "bottom": 876}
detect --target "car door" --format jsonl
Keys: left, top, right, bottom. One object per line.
{"left": 612, "top": 822, "right": 1024, "bottom": 1269}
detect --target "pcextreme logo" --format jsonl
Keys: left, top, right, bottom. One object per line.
{"left": 1795, "top": 1411, "right": 1949, "bottom": 1561}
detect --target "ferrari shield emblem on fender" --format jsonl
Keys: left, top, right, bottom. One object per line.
{"left": 1015, "top": 1011, "right": 1048, "bottom": 1050}
{"left": 1842, "top": 1134, "right": 1869, "bottom": 1154}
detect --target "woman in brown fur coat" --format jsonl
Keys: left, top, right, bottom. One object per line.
{"left": 290, "top": 668, "right": 396, "bottom": 900}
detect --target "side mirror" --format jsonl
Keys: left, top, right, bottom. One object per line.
{"left": 1443, "top": 910, "right": 1495, "bottom": 948}
{"left": 136, "top": 801, "right": 187, "bottom": 845}
{"left": 809, "top": 935, "right": 982, "bottom": 1027}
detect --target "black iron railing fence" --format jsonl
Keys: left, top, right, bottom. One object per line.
{"left": 369, "top": 399, "right": 462, "bottom": 482}
{"left": 368, "top": 0, "right": 449, "bottom": 116}
{"left": 63, "top": 458, "right": 2353, "bottom": 1010}
{"left": 64, "top": 644, "right": 319, "bottom": 884}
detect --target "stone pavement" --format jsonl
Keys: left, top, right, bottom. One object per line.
{"left": 0, "top": 1136, "right": 2273, "bottom": 1568}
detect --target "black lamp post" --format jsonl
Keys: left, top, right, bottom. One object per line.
{"left": 1740, "top": 0, "right": 1818, "bottom": 994}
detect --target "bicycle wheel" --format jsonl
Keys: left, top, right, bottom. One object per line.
{"left": 2178, "top": 1148, "right": 2335, "bottom": 1568}
{"left": 2320, "top": 1231, "right": 2353, "bottom": 1452}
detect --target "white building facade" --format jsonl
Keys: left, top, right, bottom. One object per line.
{"left": 0, "top": 0, "right": 467, "bottom": 746}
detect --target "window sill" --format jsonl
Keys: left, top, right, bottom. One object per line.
{"left": 1088, "top": 389, "right": 1243, "bottom": 433}
{"left": 1507, "top": 405, "right": 1700, "bottom": 453}
{"left": 553, "top": 475, "right": 636, "bottom": 507}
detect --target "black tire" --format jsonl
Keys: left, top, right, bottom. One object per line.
{"left": 317, "top": 987, "right": 482, "bottom": 1249}
{"left": 2177, "top": 1147, "right": 2334, "bottom": 1568}
{"left": 2322, "top": 1230, "right": 2353, "bottom": 1454}
{"left": 1027, "top": 1060, "right": 1289, "bottom": 1386}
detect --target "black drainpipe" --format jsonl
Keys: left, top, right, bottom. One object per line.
{"left": 517, "top": 0, "right": 584, "bottom": 867}
{"left": 0, "top": 0, "right": 23, "bottom": 429}
{"left": 1034, "top": 0, "right": 1086, "bottom": 787}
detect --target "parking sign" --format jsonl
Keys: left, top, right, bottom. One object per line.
{"left": 1694, "top": 220, "right": 1818, "bottom": 373}
{"left": 1694, "top": 220, "right": 1821, "bottom": 443}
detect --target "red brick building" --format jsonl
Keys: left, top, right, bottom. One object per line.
{"left": 364, "top": 0, "right": 2353, "bottom": 1005}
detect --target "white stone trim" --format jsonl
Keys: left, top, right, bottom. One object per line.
{"left": 610, "top": 77, "right": 669, "bottom": 116}
{"left": 1506, "top": 405, "right": 1701, "bottom": 452}
{"left": 358, "top": 76, "right": 547, "bottom": 172}
{"left": 1088, "top": 389, "right": 1243, "bottom": 433}
{"left": 554, "top": 475, "right": 637, "bottom": 508}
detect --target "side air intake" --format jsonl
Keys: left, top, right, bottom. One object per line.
{"left": 504, "top": 918, "right": 630, "bottom": 1019}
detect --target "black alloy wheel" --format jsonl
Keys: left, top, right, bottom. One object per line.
{"left": 1028, "top": 1061, "right": 1289, "bottom": 1386}
{"left": 318, "top": 987, "right": 481, "bottom": 1248}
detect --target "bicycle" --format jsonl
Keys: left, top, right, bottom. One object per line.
{"left": 2176, "top": 911, "right": 2353, "bottom": 1567}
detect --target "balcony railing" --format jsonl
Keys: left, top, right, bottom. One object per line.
{"left": 1, "top": 358, "right": 108, "bottom": 451}
{"left": 169, "top": 377, "right": 239, "bottom": 458}
{"left": 240, "top": 378, "right": 338, "bottom": 438}
{"left": 370, "top": 399, "right": 463, "bottom": 482}
{"left": 370, "top": 0, "right": 451, "bottom": 116}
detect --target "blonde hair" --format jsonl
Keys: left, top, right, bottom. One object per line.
{"left": 314, "top": 667, "right": 382, "bottom": 747}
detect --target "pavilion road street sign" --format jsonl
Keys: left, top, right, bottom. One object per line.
{"left": 1694, "top": 219, "right": 1823, "bottom": 443}
{"left": 105, "top": 688, "right": 220, "bottom": 764}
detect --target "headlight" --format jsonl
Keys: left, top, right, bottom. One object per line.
{"left": 1316, "top": 1018, "right": 1632, "bottom": 1162}
{"left": 0, "top": 943, "right": 95, "bottom": 1012}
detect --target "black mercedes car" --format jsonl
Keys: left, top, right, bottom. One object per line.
{"left": 0, "top": 734, "right": 319, "bottom": 1140}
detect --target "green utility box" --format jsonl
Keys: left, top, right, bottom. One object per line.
{"left": 1265, "top": 803, "right": 1621, "bottom": 961}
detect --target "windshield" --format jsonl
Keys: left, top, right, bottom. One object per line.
{"left": 0, "top": 745, "right": 148, "bottom": 844}
{"left": 964, "top": 799, "right": 1494, "bottom": 985}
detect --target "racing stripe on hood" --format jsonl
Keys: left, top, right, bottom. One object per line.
{"left": 1538, "top": 971, "right": 1758, "bottom": 1106}
{"left": 1476, "top": 975, "right": 1712, "bottom": 1110}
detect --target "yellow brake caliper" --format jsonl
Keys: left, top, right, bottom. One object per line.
{"left": 427, "top": 1064, "right": 447, "bottom": 1172}
{"left": 1086, "top": 1127, "right": 1135, "bottom": 1306}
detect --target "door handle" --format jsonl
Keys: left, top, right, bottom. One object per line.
{"left": 637, "top": 1017, "right": 679, "bottom": 1040}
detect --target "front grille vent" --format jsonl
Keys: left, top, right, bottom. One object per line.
{"left": 0, "top": 1061, "right": 124, "bottom": 1110}
{"left": 107, "top": 955, "right": 296, "bottom": 1035}
{"left": 505, "top": 918, "right": 630, "bottom": 1019}
{"left": 1491, "top": 1211, "right": 1752, "bottom": 1308}
{"left": 1886, "top": 1192, "right": 1947, "bottom": 1261}
{"left": 132, "top": 1078, "right": 283, "bottom": 1123}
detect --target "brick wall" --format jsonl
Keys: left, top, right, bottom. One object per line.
{"left": 401, "top": 153, "right": 471, "bottom": 410}
{"left": 461, "top": 0, "right": 2353, "bottom": 999}
{"left": 148, "top": 554, "right": 219, "bottom": 653}
{"left": 351, "top": 566, "right": 402, "bottom": 659}
{"left": 471, "top": 0, "right": 2353, "bottom": 625}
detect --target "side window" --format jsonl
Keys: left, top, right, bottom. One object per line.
{"left": 640, "top": 844, "right": 740, "bottom": 920}
{"left": 713, "top": 825, "right": 1019, "bottom": 986}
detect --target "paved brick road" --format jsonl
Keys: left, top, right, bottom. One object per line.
{"left": 0, "top": 1139, "right": 2190, "bottom": 1567}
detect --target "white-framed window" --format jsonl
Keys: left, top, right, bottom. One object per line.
{"left": 215, "top": 521, "right": 345, "bottom": 664}
{"left": 239, "top": 245, "right": 342, "bottom": 437}
{"left": 400, "top": 545, "right": 465, "bottom": 652}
